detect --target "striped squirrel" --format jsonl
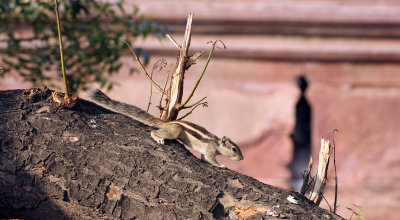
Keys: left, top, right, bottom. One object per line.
{"left": 86, "top": 89, "right": 244, "bottom": 167}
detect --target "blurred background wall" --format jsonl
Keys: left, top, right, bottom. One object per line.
{"left": 1, "top": 0, "right": 400, "bottom": 219}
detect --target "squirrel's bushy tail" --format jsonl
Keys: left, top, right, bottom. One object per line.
{"left": 86, "top": 89, "right": 165, "bottom": 127}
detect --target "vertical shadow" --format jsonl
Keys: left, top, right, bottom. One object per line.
{"left": 289, "top": 76, "right": 312, "bottom": 191}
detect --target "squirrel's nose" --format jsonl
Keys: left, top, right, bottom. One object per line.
{"left": 234, "top": 155, "right": 244, "bottom": 161}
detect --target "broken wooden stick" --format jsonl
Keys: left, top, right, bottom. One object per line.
{"left": 309, "top": 138, "right": 331, "bottom": 205}
{"left": 161, "top": 14, "right": 193, "bottom": 120}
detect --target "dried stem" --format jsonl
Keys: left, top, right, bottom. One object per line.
{"left": 182, "top": 96, "right": 207, "bottom": 109}
{"left": 161, "top": 14, "right": 193, "bottom": 120}
{"left": 147, "top": 85, "right": 153, "bottom": 112}
{"left": 332, "top": 129, "right": 339, "bottom": 213}
{"left": 147, "top": 60, "right": 167, "bottom": 112}
{"left": 322, "top": 194, "right": 333, "bottom": 212}
{"left": 178, "top": 101, "right": 208, "bottom": 120}
{"left": 54, "top": 0, "right": 69, "bottom": 99}
{"left": 123, "top": 40, "right": 165, "bottom": 94}
{"left": 309, "top": 138, "right": 331, "bottom": 205}
{"left": 167, "top": 34, "right": 180, "bottom": 50}
{"left": 158, "top": 64, "right": 174, "bottom": 112}
{"left": 308, "top": 176, "right": 316, "bottom": 197}
{"left": 300, "top": 156, "right": 313, "bottom": 196}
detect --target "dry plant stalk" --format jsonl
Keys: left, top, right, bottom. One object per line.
{"left": 300, "top": 156, "right": 313, "bottom": 196}
{"left": 54, "top": 0, "right": 70, "bottom": 100}
{"left": 161, "top": 14, "right": 193, "bottom": 121}
{"left": 332, "top": 129, "right": 339, "bottom": 213}
{"left": 309, "top": 138, "right": 331, "bottom": 205}
{"left": 126, "top": 14, "right": 215, "bottom": 121}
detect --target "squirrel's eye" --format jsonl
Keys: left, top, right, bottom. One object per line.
{"left": 232, "top": 148, "right": 237, "bottom": 152}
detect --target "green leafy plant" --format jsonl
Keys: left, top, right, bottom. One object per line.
{"left": 0, "top": 0, "right": 168, "bottom": 92}
{"left": 347, "top": 204, "right": 365, "bottom": 220}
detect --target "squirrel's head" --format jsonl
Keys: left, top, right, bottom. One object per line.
{"left": 218, "top": 136, "right": 244, "bottom": 161}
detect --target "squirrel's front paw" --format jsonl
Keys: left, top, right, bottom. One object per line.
{"left": 151, "top": 136, "right": 165, "bottom": 144}
{"left": 155, "top": 139, "right": 165, "bottom": 144}
{"left": 219, "top": 164, "right": 227, "bottom": 168}
{"left": 151, "top": 132, "right": 165, "bottom": 144}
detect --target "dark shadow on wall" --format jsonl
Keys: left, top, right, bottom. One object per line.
{"left": 289, "top": 76, "right": 312, "bottom": 191}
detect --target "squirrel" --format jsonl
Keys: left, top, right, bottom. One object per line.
{"left": 86, "top": 89, "right": 244, "bottom": 167}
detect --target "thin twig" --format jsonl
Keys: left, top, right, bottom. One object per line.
{"left": 123, "top": 40, "right": 165, "bottom": 94}
{"left": 178, "top": 40, "right": 226, "bottom": 109}
{"left": 300, "top": 156, "right": 313, "bottom": 196}
{"left": 147, "top": 77, "right": 153, "bottom": 112}
{"left": 305, "top": 175, "right": 316, "bottom": 200}
{"left": 158, "top": 64, "right": 174, "bottom": 111}
{"left": 305, "top": 176, "right": 316, "bottom": 197}
{"left": 166, "top": 34, "right": 180, "bottom": 49}
{"left": 181, "top": 96, "right": 207, "bottom": 109}
{"left": 54, "top": 0, "right": 69, "bottom": 99}
{"left": 147, "top": 59, "right": 167, "bottom": 112}
{"left": 178, "top": 101, "right": 208, "bottom": 120}
{"left": 332, "top": 129, "right": 339, "bottom": 213}
{"left": 322, "top": 194, "right": 333, "bottom": 212}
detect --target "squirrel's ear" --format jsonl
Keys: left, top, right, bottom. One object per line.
{"left": 222, "top": 136, "right": 228, "bottom": 142}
